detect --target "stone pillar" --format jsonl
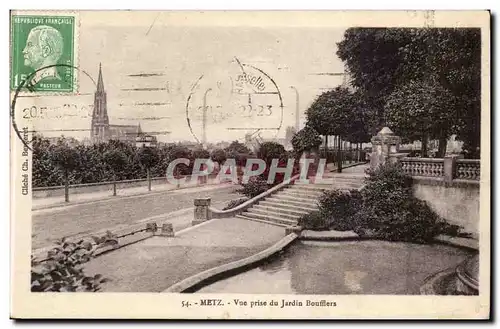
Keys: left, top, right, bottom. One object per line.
{"left": 192, "top": 197, "right": 211, "bottom": 226}
{"left": 158, "top": 223, "right": 174, "bottom": 237}
{"left": 443, "top": 155, "right": 460, "bottom": 183}
{"left": 370, "top": 127, "right": 401, "bottom": 170}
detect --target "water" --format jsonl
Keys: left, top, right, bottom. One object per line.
{"left": 197, "top": 240, "right": 472, "bottom": 294}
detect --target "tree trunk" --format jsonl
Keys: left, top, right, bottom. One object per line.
{"left": 421, "top": 134, "right": 428, "bottom": 158}
{"left": 357, "top": 143, "right": 360, "bottom": 163}
{"left": 147, "top": 168, "right": 151, "bottom": 191}
{"left": 113, "top": 174, "right": 117, "bottom": 196}
{"left": 324, "top": 135, "right": 328, "bottom": 160}
{"left": 337, "top": 137, "right": 343, "bottom": 173}
{"left": 64, "top": 169, "right": 69, "bottom": 202}
{"left": 437, "top": 136, "right": 448, "bottom": 158}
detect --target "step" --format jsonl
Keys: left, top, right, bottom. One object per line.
{"left": 241, "top": 211, "right": 297, "bottom": 226}
{"left": 271, "top": 194, "right": 321, "bottom": 204}
{"left": 281, "top": 189, "right": 324, "bottom": 198}
{"left": 279, "top": 190, "right": 321, "bottom": 200}
{"left": 235, "top": 215, "right": 289, "bottom": 228}
{"left": 266, "top": 196, "right": 320, "bottom": 209}
{"left": 259, "top": 200, "right": 318, "bottom": 212}
{"left": 299, "top": 181, "right": 363, "bottom": 190}
{"left": 247, "top": 207, "right": 302, "bottom": 221}
{"left": 290, "top": 184, "right": 329, "bottom": 192}
{"left": 253, "top": 204, "right": 311, "bottom": 217}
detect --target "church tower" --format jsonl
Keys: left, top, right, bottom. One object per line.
{"left": 91, "top": 63, "right": 110, "bottom": 143}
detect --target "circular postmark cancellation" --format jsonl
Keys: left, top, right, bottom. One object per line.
{"left": 11, "top": 64, "right": 97, "bottom": 151}
{"left": 185, "top": 57, "right": 284, "bottom": 143}
{"left": 10, "top": 14, "right": 78, "bottom": 93}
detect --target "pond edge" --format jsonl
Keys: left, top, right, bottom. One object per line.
{"left": 162, "top": 228, "right": 478, "bottom": 294}
{"left": 300, "top": 229, "right": 479, "bottom": 251}
{"left": 163, "top": 232, "right": 299, "bottom": 293}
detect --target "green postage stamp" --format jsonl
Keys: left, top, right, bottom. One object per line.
{"left": 10, "top": 13, "right": 78, "bottom": 93}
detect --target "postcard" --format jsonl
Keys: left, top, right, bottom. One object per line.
{"left": 10, "top": 10, "right": 490, "bottom": 319}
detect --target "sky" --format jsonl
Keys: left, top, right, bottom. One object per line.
{"left": 14, "top": 11, "right": 347, "bottom": 143}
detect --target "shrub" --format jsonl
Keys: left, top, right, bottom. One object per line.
{"left": 300, "top": 162, "right": 465, "bottom": 244}
{"left": 318, "top": 189, "right": 363, "bottom": 231}
{"left": 237, "top": 176, "right": 271, "bottom": 198}
{"left": 31, "top": 234, "right": 117, "bottom": 292}
{"left": 297, "top": 211, "right": 330, "bottom": 231}
{"left": 223, "top": 198, "right": 249, "bottom": 210}
{"left": 357, "top": 162, "right": 464, "bottom": 243}
{"left": 356, "top": 197, "right": 455, "bottom": 243}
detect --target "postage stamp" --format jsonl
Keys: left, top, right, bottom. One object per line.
{"left": 9, "top": 10, "right": 491, "bottom": 320}
{"left": 10, "top": 13, "right": 78, "bottom": 93}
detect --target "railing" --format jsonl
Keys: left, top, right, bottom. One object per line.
{"left": 400, "top": 157, "right": 445, "bottom": 178}
{"left": 399, "top": 156, "right": 480, "bottom": 183}
{"left": 456, "top": 159, "right": 481, "bottom": 181}
{"left": 32, "top": 172, "right": 223, "bottom": 200}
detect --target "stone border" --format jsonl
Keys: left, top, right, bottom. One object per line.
{"left": 163, "top": 233, "right": 299, "bottom": 293}
{"left": 411, "top": 176, "right": 480, "bottom": 188}
{"left": 299, "top": 229, "right": 479, "bottom": 251}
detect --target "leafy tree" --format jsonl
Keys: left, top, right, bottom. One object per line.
{"left": 32, "top": 134, "right": 58, "bottom": 187}
{"left": 224, "top": 140, "right": 252, "bottom": 167}
{"left": 337, "top": 27, "right": 481, "bottom": 156}
{"left": 385, "top": 79, "right": 457, "bottom": 157}
{"left": 50, "top": 141, "right": 81, "bottom": 202}
{"left": 256, "top": 141, "right": 287, "bottom": 165}
{"left": 291, "top": 125, "right": 323, "bottom": 155}
{"left": 210, "top": 148, "right": 227, "bottom": 166}
{"left": 136, "top": 146, "right": 159, "bottom": 191}
{"left": 306, "top": 86, "right": 360, "bottom": 171}
{"left": 103, "top": 148, "right": 128, "bottom": 196}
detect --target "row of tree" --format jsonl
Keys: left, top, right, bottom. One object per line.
{"left": 33, "top": 135, "right": 298, "bottom": 188}
{"left": 33, "top": 136, "right": 259, "bottom": 188}
{"left": 301, "top": 27, "right": 481, "bottom": 159}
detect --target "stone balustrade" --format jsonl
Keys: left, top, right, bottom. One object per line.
{"left": 400, "top": 157, "right": 445, "bottom": 178}
{"left": 399, "top": 156, "right": 480, "bottom": 182}
{"left": 456, "top": 159, "right": 481, "bottom": 181}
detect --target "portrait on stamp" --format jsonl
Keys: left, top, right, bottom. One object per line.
{"left": 10, "top": 15, "right": 76, "bottom": 92}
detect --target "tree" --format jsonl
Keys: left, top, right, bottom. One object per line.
{"left": 337, "top": 27, "right": 481, "bottom": 156}
{"left": 256, "top": 142, "right": 286, "bottom": 165}
{"left": 103, "top": 148, "right": 128, "bottom": 196}
{"left": 291, "top": 125, "right": 323, "bottom": 155}
{"left": 136, "top": 146, "right": 159, "bottom": 191}
{"left": 385, "top": 79, "right": 457, "bottom": 157}
{"left": 306, "top": 86, "right": 359, "bottom": 171}
{"left": 224, "top": 141, "right": 252, "bottom": 167}
{"left": 224, "top": 140, "right": 251, "bottom": 155}
{"left": 51, "top": 140, "right": 80, "bottom": 202}
{"left": 32, "top": 134, "right": 57, "bottom": 188}
{"left": 210, "top": 148, "right": 227, "bottom": 166}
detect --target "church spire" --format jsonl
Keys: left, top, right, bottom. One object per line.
{"left": 97, "top": 62, "right": 105, "bottom": 93}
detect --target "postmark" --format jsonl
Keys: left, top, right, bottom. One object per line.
{"left": 10, "top": 64, "right": 96, "bottom": 150}
{"left": 10, "top": 12, "right": 79, "bottom": 93}
{"left": 185, "top": 57, "right": 284, "bottom": 144}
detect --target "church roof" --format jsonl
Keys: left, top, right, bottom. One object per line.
{"left": 97, "top": 62, "right": 105, "bottom": 93}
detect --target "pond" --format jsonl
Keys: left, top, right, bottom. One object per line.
{"left": 197, "top": 240, "right": 473, "bottom": 294}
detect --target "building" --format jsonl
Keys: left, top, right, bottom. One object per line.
{"left": 90, "top": 63, "right": 143, "bottom": 144}
{"left": 136, "top": 133, "right": 158, "bottom": 148}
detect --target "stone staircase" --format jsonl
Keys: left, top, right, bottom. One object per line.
{"left": 236, "top": 173, "right": 366, "bottom": 227}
